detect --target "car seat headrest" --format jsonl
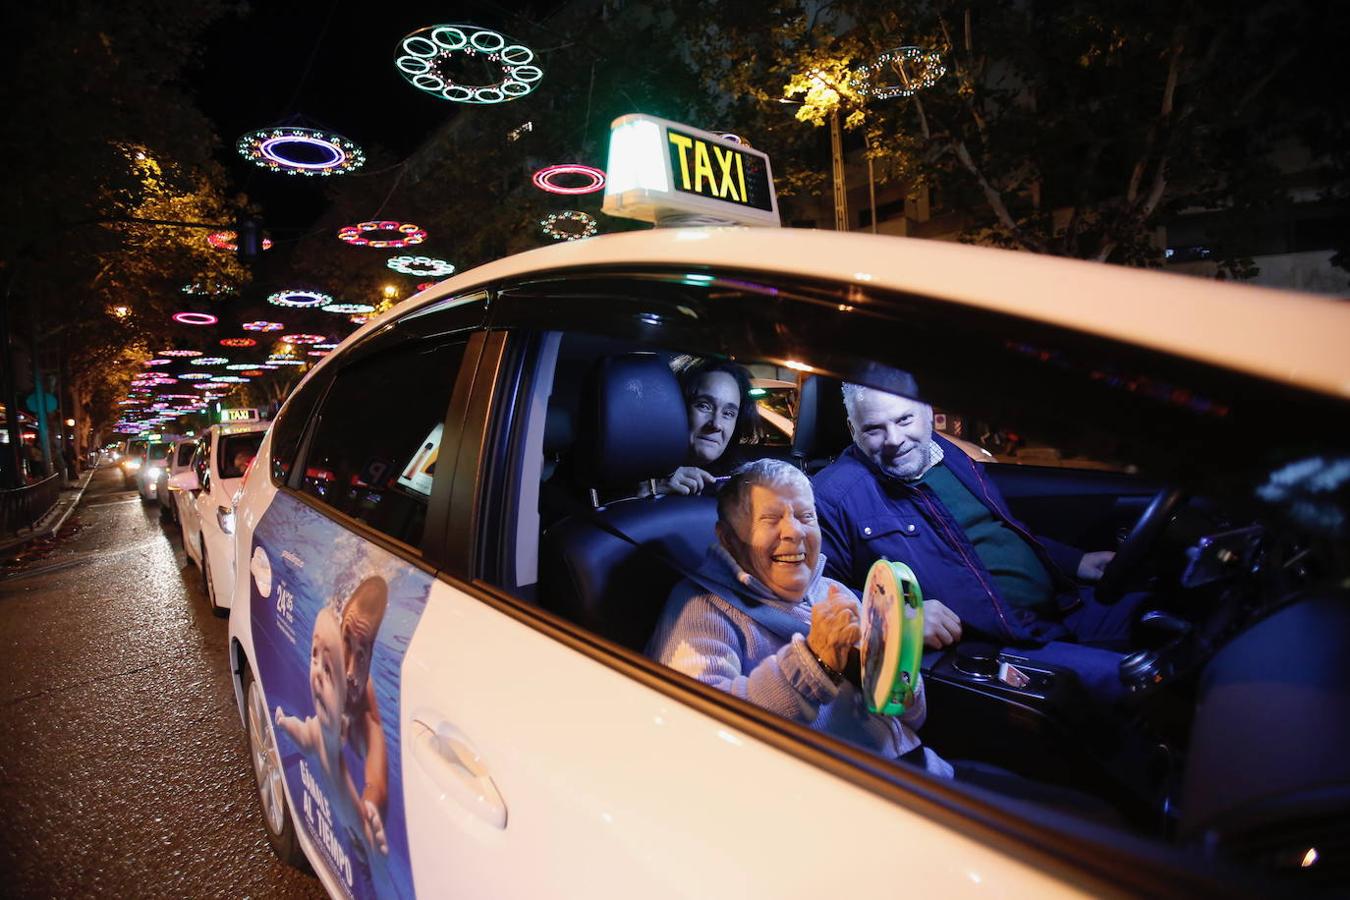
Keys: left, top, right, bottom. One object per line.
{"left": 575, "top": 353, "right": 689, "bottom": 490}
{"left": 793, "top": 375, "right": 852, "bottom": 462}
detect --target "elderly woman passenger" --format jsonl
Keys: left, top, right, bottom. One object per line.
{"left": 646, "top": 458, "right": 951, "bottom": 777}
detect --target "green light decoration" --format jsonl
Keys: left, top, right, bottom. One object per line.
{"left": 852, "top": 47, "right": 946, "bottom": 100}
{"left": 539, "top": 210, "right": 598, "bottom": 241}
{"left": 396, "top": 25, "right": 542, "bottom": 104}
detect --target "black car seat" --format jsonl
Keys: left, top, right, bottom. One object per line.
{"left": 792, "top": 375, "right": 852, "bottom": 474}
{"left": 538, "top": 353, "right": 720, "bottom": 650}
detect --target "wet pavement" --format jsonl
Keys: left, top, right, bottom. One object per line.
{"left": 0, "top": 466, "right": 324, "bottom": 899}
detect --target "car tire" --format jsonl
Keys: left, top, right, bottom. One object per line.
{"left": 243, "top": 666, "right": 309, "bottom": 871}
{"left": 201, "top": 542, "right": 226, "bottom": 618}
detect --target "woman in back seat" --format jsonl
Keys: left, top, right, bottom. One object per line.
{"left": 643, "top": 358, "right": 761, "bottom": 497}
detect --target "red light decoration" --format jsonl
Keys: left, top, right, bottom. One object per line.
{"left": 416, "top": 281, "right": 436, "bottom": 291}
{"left": 280, "top": 333, "right": 325, "bottom": 345}
{"left": 207, "top": 230, "right": 273, "bottom": 252}
{"left": 532, "top": 164, "right": 606, "bottom": 195}
{"left": 220, "top": 337, "right": 257, "bottom": 348}
{"left": 242, "top": 320, "right": 285, "bottom": 332}
{"left": 337, "top": 220, "right": 427, "bottom": 248}
{"left": 173, "top": 312, "right": 218, "bottom": 326}
{"left": 241, "top": 370, "right": 265, "bottom": 377}
{"left": 142, "top": 359, "right": 171, "bottom": 367}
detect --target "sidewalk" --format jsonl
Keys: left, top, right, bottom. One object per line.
{"left": 0, "top": 468, "right": 97, "bottom": 557}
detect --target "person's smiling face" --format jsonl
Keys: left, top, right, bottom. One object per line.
{"left": 848, "top": 389, "right": 933, "bottom": 479}
{"left": 686, "top": 371, "right": 740, "bottom": 464}
{"left": 719, "top": 482, "right": 821, "bottom": 602}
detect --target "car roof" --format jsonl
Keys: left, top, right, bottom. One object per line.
{"left": 337, "top": 228, "right": 1350, "bottom": 400}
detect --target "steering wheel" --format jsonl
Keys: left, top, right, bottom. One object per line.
{"left": 1094, "top": 487, "right": 1188, "bottom": 604}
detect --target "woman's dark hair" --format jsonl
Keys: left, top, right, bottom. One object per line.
{"left": 673, "top": 357, "right": 762, "bottom": 448}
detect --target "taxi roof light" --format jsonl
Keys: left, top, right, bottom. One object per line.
{"left": 603, "top": 114, "right": 779, "bottom": 229}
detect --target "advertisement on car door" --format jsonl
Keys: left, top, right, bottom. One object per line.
{"left": 250, "top": 494, "right": 431, "bottom": 899}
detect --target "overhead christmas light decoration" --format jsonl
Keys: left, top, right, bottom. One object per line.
{"left": 237, "top": 126, "right": 365, "bottom": 176}
{"left": 315, "top": 342, "right": 339, "bottom": 350}
{"left": 190, "top": 357, "right": 230, "bottom": 366}
{"left": 241, "top": 370, "right": 265, "bottom": 377}
{"left": 142, "top": 359, "right": 171, "bottom": 367}
{"left": 242, "top": 320, "right": 286, "bottom": 332}
{"left": 158, "top": 349, "right": 203, "bottom": 357}
{"left": 395, "top": 24, "right": 543, "bottom": 104}
{"left": 207, "top": 230, "right": 273, "bottom": 252}
{"left": 532, "top": 164, "right": 606, "bottom": 195}
{"left": 852, "top": 46, "right": 946, "bottom": 100}
{"left": 385, "top": 255, "right": 456, "bottom": 277}
{"left": 415, "top": 281, "right": 436, "bottom": 292}
{"left": 307, "top": 350, "right": 330, "bottom": 357}
{"left": 194, "top": 381, "right": 231, "bottom": 390}
{"left": 215, "top": 375, "right": 249, "bottom": 383}
{"left": 173, "top": 312, "right": 218, "bottom": 326}
{"left": 180, "top": 372, "right": 213, "bottom": 380}
{"left": 220, "top": 337, "right": 257, "bottom": 348}
{"left": 337, "top": 221, "right": 427, "bottom": 248}
{"left": 267, "top": 290, "right": 332, "bottom": 309}
{"left": 280, "top": 334, "right": 325, "bottom": 345}
{"left": 181, "top": 282, "right": 238, "bottom": 297}
{"left": 226, "top": 363, "right": 259, "bottom": 371}
{"left": 349, "top": 315, "right": 370, "bottom": 325}
{"left": 539, "top": 210, "right": 598, "bottom": 241}
{"left": 319, "top": 302, "right": 376, "bottom": 315}
{"left": 267, "top": 358, "right": 306, "bottom": 366}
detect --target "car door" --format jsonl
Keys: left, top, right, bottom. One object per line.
{"left": 182, "top": 436, "right": 211, "bottom": 561}
{"left": 246, "top": 294, "right": 485, "bottom": 899}
{"left": 395, "top": 276, "right": 1132, "bottom": 899}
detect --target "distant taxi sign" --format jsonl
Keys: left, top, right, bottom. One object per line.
{"left": 603, "top": 114, "right": 779, "bottom": 227}
{"left": 222, "top": 408, "right": 261, "bottom": 423}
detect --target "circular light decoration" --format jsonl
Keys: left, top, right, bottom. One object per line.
{"left": 194, "top": 381, "right": 231, "bottom": 391}
{"left": 179, "top": 372, "right": 212, "bottom": 380}
{"left": 315, "top": 342, "right": 339, "bottom": 350}
{"left": 280, "top": 333, "right": 325, "bottom": 345}
{"left": 852, "top": 46, "right": 947, "bottom": 100}
{"left": 206, "top": 230, "right": 273, "bottom": 252}
{"left": 190, "top": 356, "right": 230, "bottom": 366}
{"left": 242, "top": 320, "right": 286, "bottom": 332}
{"left": 307, "top": 350, "right": 330, "bottom": 358}
{"left": 539, "top": 210, "right": 598, "bottom": 242}
{"left": 214, "top": 375, "right": 248, "bottom": 384}
{"left": 237, "top": 126, "right": 365, "bottom": 176}
{"left": 226, "top": 363, "right": 259, "bottom": 371}
{"left": 395, "top": 24, "right": 543, "bottom": 105}
{"left": 532, "top": 164, "right": 606, "bottom": 195}
{"left": 173, "top": 312, "right": 218, "bottom": 326}
{"left": 220, "top": 337, "right": 257, "bottom": 348}
{"left": 181, "top": 282, "right": 238, "bottom": 297}
{"left": 349, "top": 315, "right": 370, "bottom": 325}
{"left": 336, "top": 221, "right": 427, "bottom": 249}
{"left": 267, "top": 290, "right": 332, "bottom": 309}
{"left": 386, "top": 255, "right": 455, "bottom": 277}
{"left": 241, "top": 370, "right": 265, "bottom": 377}
{"left": 158, "top": 349, "right": 202, "bottom": 357}
{"left": 142, "top": 359, "right": 171, "bottom": 367}
{"left": 319, "top": 302, "right": 376, "bottom": 315}
{"left": 415, "top": 281, "right": 436, "bottom": 292}
{"left": 267, "top": 358, "right": 306, "bottom": 366}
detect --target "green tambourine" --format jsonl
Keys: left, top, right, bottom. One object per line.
{"left": 860, "top": 559, "right": 925, "bottom": 716}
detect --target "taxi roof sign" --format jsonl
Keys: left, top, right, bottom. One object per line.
{"left": 603, "top": 114, "right": 780, "bottom": 228}
{"left": 222, "top": 407, "right": 261, "bottom": 423}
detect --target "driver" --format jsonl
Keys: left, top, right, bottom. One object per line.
{"left": 813, "top": 383, "right": 1144, "bottom": 702}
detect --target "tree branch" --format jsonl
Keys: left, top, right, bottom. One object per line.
{"left": 952, "top": 139, "right": 1047, "bottom": 253}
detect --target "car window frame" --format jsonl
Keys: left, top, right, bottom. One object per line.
{"left": 428, "top": 267, "right": 1267, "bottom": 898}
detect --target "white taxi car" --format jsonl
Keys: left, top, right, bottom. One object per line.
{"left": 226, "top": 117, "right": 1349, "bottom": 898}
{"left": 171, "top": 413, "right": 267, "bottom": 615}
{"left": 158, "top": 436, "right": 198, "bottom": 522}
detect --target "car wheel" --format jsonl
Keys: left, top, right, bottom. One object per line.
{"left": 243, "top": 666, "right": 308, "bottom": 870}
{"left": 201, "top": 542, "right": 226, "bottom": 618}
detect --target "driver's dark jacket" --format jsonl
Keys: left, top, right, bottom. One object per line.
{"left": 814, "top": 435, "right": 1086, "bottom": 645}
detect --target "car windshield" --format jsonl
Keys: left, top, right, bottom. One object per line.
{"left": 148, "top": 442, "right": 170, "bottom": 461}
{"left": 219, "top": 432, "right": 263, "bottom": 479}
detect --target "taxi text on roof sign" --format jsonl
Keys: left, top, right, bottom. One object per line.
{"left": 223, "top": 408, "right": 261, "bottom": 423}
{"left": 603, "top": 114, "right": 780, "bottom": 228}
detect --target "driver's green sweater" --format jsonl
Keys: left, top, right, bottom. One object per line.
{"left": 918, "top": 463, "right": 1057, "bottom": 609}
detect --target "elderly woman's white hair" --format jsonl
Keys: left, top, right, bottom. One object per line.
{"left": 716, "top": 458, "right": 813, "bottom": 528}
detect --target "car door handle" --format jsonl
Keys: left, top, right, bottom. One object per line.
{"left": 409, "top": 716, "right": 508, "bottom": 829}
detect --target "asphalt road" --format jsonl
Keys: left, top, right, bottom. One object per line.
{"left": 0, "top": 465, "right": 325, "bottom": 899}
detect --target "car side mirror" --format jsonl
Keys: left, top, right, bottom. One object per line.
{"left": 169, "top": 470, "right": 201, "bottom": 493}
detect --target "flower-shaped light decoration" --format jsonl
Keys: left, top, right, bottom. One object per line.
{"left": 220, "top": 338, "right": 257, "bottom": 348}
{"left": 158, "top": 349, "right": 203, "bottom": 357}
{"left": 242, "top": 320, "right": 286, "bottom": 332}
{"left": 314, "top": 343, "right": 339, "bottom": 350}
{"left": 181, "top": 282, "right": 238, "bottom": 297}
{"left": 280, "top": 334, "right": 325, "bottom": 345}
{"left": 267, "top": 290, "right": 332, "bottom": 309}
{"left": 386, "top": 255, "right": 456, "bottom": 277}
{"left": 539, "top": 210, "right": 598, "bottom": 242}
{"left": 319, "top": 302, "right": 376, "bottom": 315}
{"left": 532, "top": 164, "right": 606, "bottom": 195}
{"left": 179, "top": 372, "right": 213, "bottom": 381}
{"left": 226, "top": 363, "right": 259, "bottom": 371}
{"left": 206, "top": 231, "right": 273, "bottom": 252}
{"left": 395, "top": 25, "right": 543, "bottom": 104}
{"left": 190, "top": 356, "right": 230, "bottom": 366}
{"left": 852, "top": 47, "right": 947, "bottom": 100}
{"left": 237, "top": 126, "right": 365, "bottom": 176}
{"left": 337, "top": 221, "right": 427, "bottom": 248}
{"left": 142, "top": 359, "right": 172, "bottom": 367}
{"left": 349, "top": 315, "right": 370, "bottom": 325}
{"left": 173, "top": 312, "right": 218, "bottom": 326}
{"left": 267, "top": 358, "right": 306, "bottom": 366}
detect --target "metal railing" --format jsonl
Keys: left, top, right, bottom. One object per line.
{"left": 0, "top": 472, "right": 62, "bottom": 538}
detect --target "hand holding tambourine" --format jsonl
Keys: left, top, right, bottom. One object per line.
{"left": 860, "top": 559, "right": 926, "bottom": 716}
